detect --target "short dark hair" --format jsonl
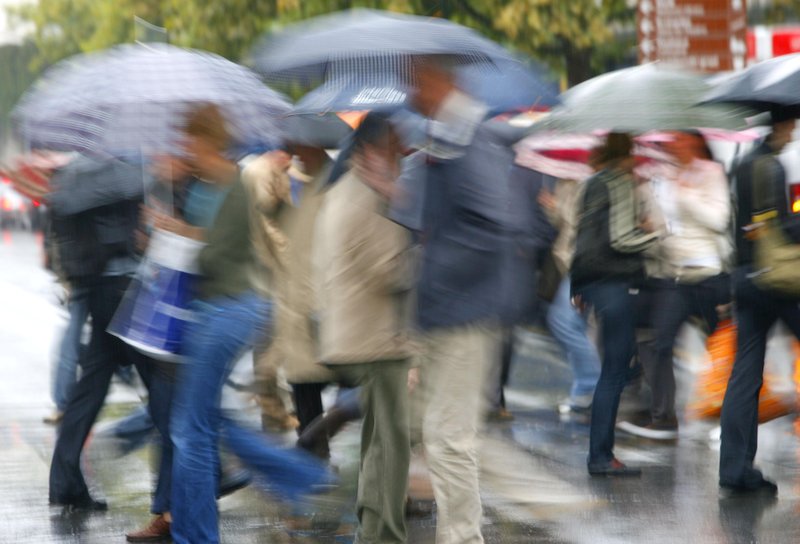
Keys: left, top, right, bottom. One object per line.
{"left": 351, "top": 111, "right": 397, "bottom": 154}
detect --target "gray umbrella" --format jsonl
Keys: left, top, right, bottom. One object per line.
{"left": 48, "top": 155, "right": 146, "bottom": 216}
{"left": 539, "top": 63, "right": 753, "bottom": 133}
{"left": 252, "top": 8, "right": 513, "bottom": 85}
{"left": 701, "top": 53, "right": 800, "bottom": 115}
{"left": 283, "top": 113, "right": 353, "bottom": 149}
{"left": 14, "top": 43, "right": 291, "bottom": 156}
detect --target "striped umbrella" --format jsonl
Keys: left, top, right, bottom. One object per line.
{"left": 252, "top": 9, "right": 516, "bottom": 86}
{"left": 14, "top": 43, "right": 291, "bottom": 156}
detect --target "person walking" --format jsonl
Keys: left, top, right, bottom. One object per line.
{"left": 314, "top": 111, "right": 416, "bottom": 543}
{"left": 410, "top": 56, "right": 519, "bottom": 544}
{"left": 619, "top": 130, "right": 731, "bottom": 440}
{"left": 47, "top": 156, "right": 175, "bottom": 518}
{"left": 539, "top": 174, "right": 602, "bottom": 415}
{"left": 719, "top": 111, "right": 800, "bottom": 497}
{"left": 571, "top": 132, "right": 660, "bottom": 477}
{"left": 168, "top": 104, "right": 331, "bottom": 544}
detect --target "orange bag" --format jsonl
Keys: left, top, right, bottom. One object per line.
{"left": 688, "top": 319, "right": 795, "bottom": 423}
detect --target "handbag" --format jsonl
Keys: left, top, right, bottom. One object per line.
{"left": 108, "top": 228, "right": 205, "bottom": 362}
{"left": 750, "top": 155, "right": 800, "bottom": 297}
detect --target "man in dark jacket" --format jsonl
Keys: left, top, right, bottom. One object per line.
{"left": 719, "top": 111, "right": 800, "bottom": 497}
{"left": 48, "top": 156, "right": 175, "bottom": 530}
{"left": 411, "top": 57, "right": 524, "bottom": 544}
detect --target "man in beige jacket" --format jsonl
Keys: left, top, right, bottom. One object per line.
{"left": 313, "top": 112, "right": 416, "bottom": 543}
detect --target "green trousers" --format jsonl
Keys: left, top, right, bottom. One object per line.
{"left": 332, "top": 359, "right": 411, "bottom": 544}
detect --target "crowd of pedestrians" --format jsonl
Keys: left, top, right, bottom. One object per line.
{"left": 23, "top": 53, "right": 800, "bottom": 544}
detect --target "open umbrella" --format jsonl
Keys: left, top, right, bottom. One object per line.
{"left": 293, "top": 57, "right": 559, "bottom": 115}
{"left": 539, "top": 64, "right": 753, "bottom": 133}
{"left": 252, "top": 8, "right": 515, "bottom": 85}
{"left": 14, "top": 43, "right": 291, "bottom": 156}
{"left": 701, "top": 53, "right": 800, "bottom": 114}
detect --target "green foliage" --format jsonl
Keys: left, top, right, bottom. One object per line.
{"left": 749, "top": 0, "right": 800, "bottom": 25}
{"left": 5, "top": 0, "right": 636, "bottom": 97}
{"left": 0, "top": 41, "right": 40, "bottom": 133}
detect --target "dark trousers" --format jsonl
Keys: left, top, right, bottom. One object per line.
{"left": 488, "top": 329, "right": 514, "bottom": 411}
{"left": 719, "top": 268, "right": 800, "bottom": 486}
{"left": 291, "top": 382, "right": 328, "bottom": 433}
{"left": 581, "top": 281, "right": 637, "bottom": 465}
{"left": 645, "top": 275, "right": 727, "bottom": 423}
{"left": 49, "top": 275, "right": 175, "bottom": 514}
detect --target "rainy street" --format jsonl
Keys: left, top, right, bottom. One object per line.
{"left": 1, "top": 229, "right": 799, "bottom": 544}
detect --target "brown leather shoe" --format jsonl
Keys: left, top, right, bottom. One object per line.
{"left": 126, "top": 515, "right": 171, "bottom": 542}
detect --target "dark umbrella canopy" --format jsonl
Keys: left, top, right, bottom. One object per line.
{"left": 293, "top": 57, "right": 559, "bottom": 115}
{"left": 252, "top": 8, "right": 514, "bottom": 84}
{"left": 701, "top": 53, "right": 800, "bottom": 115}
{"left": 283, "top": 113, "right": 353, "bottom": 149}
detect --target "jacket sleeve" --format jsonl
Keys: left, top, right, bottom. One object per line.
{"left": 676, "top": 164, "right": 730, "bottom": 234}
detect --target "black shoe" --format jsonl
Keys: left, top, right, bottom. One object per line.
{"left": 719, "top": 478, "right": 778, "bottom": 499}
{"left": 218, "top": 469, "right": 252, "bottom": 498}
{"left": 50, "top": 495, "right": 108, "bottom": 512}
{"left": 588, "top": 458, "right": 642, "bottom": 477}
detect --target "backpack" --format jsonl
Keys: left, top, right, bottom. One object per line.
{"left": 50, "top": 199, "right": 140, "bottom": 283}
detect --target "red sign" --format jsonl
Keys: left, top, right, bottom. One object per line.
{"left": 638, "top": 0, "right": 748, "bottom": 72}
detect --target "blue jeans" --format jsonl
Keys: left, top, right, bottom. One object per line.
{"left": 170, "top": 293, "right": 331, "bottom": 544}
{"left": 579, "top": 281, "right": 636, "bottom": 466}
{"left": 53, "top": 287, "right": 89, "bottom": 411}
{"left": 547, "top": 277, "right": 601, "bottom": 401}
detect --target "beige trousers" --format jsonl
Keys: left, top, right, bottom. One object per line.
{"left": 419, "top": 323, "right": 499, "bottom": 544}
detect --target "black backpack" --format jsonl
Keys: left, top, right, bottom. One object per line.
{"left": 50, "top": 198, "right": 140, "bottom": 283}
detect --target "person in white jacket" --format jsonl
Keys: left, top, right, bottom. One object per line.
{"left": 619, "top": 130, "right": 732, "bottom": 440}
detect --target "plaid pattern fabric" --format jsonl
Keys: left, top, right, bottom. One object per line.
{"left": 14, "top": 43, "right": 290, "bottom": 156}
{"left": 605, "top": 170, "right": 659, "bottom": 254}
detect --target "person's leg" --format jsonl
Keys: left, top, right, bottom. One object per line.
{"left": 583, "top": 282, "right": 637, "bottom": 467}
{"left": 135, "top": 359, "right": 176, "bottom": 516}
{"left": 49, "top": 277, "right": 127, "bottom": 505}
{"left": 547, "top": 277, "right": 601, "bottom": 404}
{"left": 422, "top": 324, "right": 498, "bottom": 544}
{"left": 485, "top": 329, "right": 513, "bottom": 414}
{"left": 297, "top": 387, "right": 362, "bottom": 456}
{"left": 719, "top": 275, "right": 776, "bottom": 488}
{"left": 338, "top": 361, "right": 410, "bottom": 544}
{"left": 170, "top": 294, "right": 269, "bottom": 544}
{"left": 52, "top": 287, "right": 89, "bottom": 413}
{"left": 219, "top": 419, "right": 332, "bottom": 503}
{"left": 292, "top": 382, "right": 328, "bottom": 434}
{"left": 647, "top": 282, "right": 691, "bottom": 425}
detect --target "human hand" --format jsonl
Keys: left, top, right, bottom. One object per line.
{"left": 407, "top": 367, "right": 420, "bottom": 393}
{"left": 537, "top": 187, "right": 556, "bottom": 211}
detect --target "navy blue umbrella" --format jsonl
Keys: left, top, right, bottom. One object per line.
{"left": 252, "top": 9, "right": 513, "bottom": 85}
{"left": 294, "top": 58, "right": 559, "bottom": 116}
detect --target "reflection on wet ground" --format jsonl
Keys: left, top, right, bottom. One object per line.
{"left": 2, "top": 230, "right": 800, "bottom": 543}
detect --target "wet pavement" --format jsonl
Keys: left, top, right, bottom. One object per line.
{"left": 2, "top": 229, "right": 800, "bottom": 543}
